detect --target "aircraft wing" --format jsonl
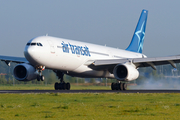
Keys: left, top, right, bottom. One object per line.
{"left": 0, "top": 55, "right": 28, "bottom": 64}
{"left": 88, "top": 55, "right": 180, "bottom": 71}
{"left": 133, "top": 56, "right": 180, "bottom": 69}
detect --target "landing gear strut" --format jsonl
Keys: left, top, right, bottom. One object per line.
{"left": 54, "top": 71, "right": 70, "bottom": 90}
{"left": 111, "top": 82, "right": 127, "bottom": 90}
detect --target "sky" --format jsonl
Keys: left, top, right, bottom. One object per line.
{"left": 0, "top": 0, "right": 180, "bottom": 57}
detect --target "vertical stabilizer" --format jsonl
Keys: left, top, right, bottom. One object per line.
{"left": 126, "top": 9, "right": 148, "bottom": 53}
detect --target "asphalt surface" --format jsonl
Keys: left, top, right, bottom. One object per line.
{"left": 0, "top": 90, "right": 180, "bottom": 93}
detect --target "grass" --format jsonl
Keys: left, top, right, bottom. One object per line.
{"left": 0, "top": 84, "right": 180, "bottom": 119}
{"left": 0, "top": 93, "right": 180, "bottom": 119}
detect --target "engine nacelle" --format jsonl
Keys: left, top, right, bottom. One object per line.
{"left": 13, "top": 63, "right": 37, "bottom": 81}
{"left": 113, "top": 63, "right": 139, "bottom": 81}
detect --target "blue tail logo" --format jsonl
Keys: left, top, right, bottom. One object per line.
{"left": 126, "top": 10, "right": 148, "bottom": 53}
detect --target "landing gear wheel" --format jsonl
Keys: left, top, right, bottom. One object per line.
{"left": 111, "top": 83, "right": 115, "bottom": 90}
{"left": 37, "top": 75, "right": 45, "bottom": 81}
{"left": 62, "top": 83, "right": 66, "bottom": 90}
{"left": 41, "top": 75, "right": 45, "bottom": 81}
{"left": 122, "top": 83, "right": 127, "bottom": 90}
{"left": 111, "top": 82, "right": 127, "bottom": 91}
{"left": 66, "top": 82, "right": 70, "bottom": 90}
{"left": 37, "top": 76, "right": 41, "bottom": 81}
{"left": 116, "top": 83, "right": 120, "bottom": 90}
{"left": 54, "top": 83, "right": 68, "bottom": 90}
{"left": 54, "top": 82, "right": 58, "bottom": 90}
{"left": 115, "top": 83, "right": 119, "bottom": 90}
{"left": 58, "top": 83, "right": 63, "bottom": 90}
{"left": 119, "top": 83, "right": 123, "bottom": 90}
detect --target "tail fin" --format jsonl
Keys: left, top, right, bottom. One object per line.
{"left": 126, "top": 9, "right": 148, "bottom": 53}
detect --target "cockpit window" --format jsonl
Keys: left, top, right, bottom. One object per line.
{"left": 31, "top": 43, "right": 36, "bottom": 45}
{"left": 39, "top": 43, "right": 43, "bottom": 46}
{"left": 27, "top": 42, "right": 43, "bottom": 47}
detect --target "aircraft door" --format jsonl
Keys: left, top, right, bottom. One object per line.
{"left": 47, "top": 40, "right": 55, "bottom": 54}
{"left": 107, "top": 49, "right": 113, "bottom": 58}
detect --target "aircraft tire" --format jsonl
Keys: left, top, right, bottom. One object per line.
{"left": 119, "top": 83, "right": 123, "bottom": 90}
{"left": 54, "top": 82, "right": 59, "bottom": 90}
{"left": 111, "top": 82, "right": 127, "bottom": 91}
{"left": 66, "top": 82, "right": 70, "bottom": 90}
{"left": 62, "top": 83, "right": 66, "bottom": 90}
{"left": 117, "top": 83, "right": 120, "bottom": 90}
{"left": 37, "top": 76, "right": 41, "bottom": 81}
{"left": 54, "top": 82, "right": 71, "bottom": 90}
{"left": 123, "top": 83, "right": 127, "bottom": 90}
{"left": 111, "top": 83, "right": 115, "bottom": 90}
{"left": 58, "top": 83, "right": 62, "bottom": 90}
{"left": 41, "top": 75, "right": 45, "bottom": 81}
{"left": 117, "top": 83, "right": 121, "bottom": 90}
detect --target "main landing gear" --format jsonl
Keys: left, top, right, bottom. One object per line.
{"left": 54, "top": 71, "right": 70, "bottom": 90}
{"left": 111, "top": 82, "right": 127, "bottom": 90}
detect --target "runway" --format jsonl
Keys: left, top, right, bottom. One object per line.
{"left": 0, "top": 90, "right": 180, "bottom": 93}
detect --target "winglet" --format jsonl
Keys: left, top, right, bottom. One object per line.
{"left": 126, "top": 9, "right": 148, "bottom": 53}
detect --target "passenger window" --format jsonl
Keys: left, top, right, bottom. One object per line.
{"left": 26, "top": 43, "right": 30, "bottom": 46}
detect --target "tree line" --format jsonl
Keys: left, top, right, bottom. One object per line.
{"left": 0, "top": 61, "right": 179, "bottom": 85}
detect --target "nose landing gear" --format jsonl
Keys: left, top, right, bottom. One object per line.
{"left": 36, "top": 66, "right": 45, "bottom": 81}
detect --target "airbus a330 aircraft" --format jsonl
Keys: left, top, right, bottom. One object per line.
{"left": 1, "top": 9, "right": 180, "bottom": 90}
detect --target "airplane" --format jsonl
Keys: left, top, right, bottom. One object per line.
{"left": 1, "top": 9, "right": 180, "bottom": 90}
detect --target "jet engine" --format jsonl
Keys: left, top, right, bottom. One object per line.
{"left": 13, "top": 63, "right": 37, "bottom": 81}
{"left": 113, "top": 63, "right": 139, "bottom": 81}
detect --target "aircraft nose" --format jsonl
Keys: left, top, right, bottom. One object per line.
{"left": 24, "top": 47, "right": 34, "bottom": 58}
{"left": 24, "top": 46, "right": 38, "bottom": 64}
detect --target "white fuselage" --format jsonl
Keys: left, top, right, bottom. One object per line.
{"left": 24, "top": 36, "right": 145, "bottom": 78}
